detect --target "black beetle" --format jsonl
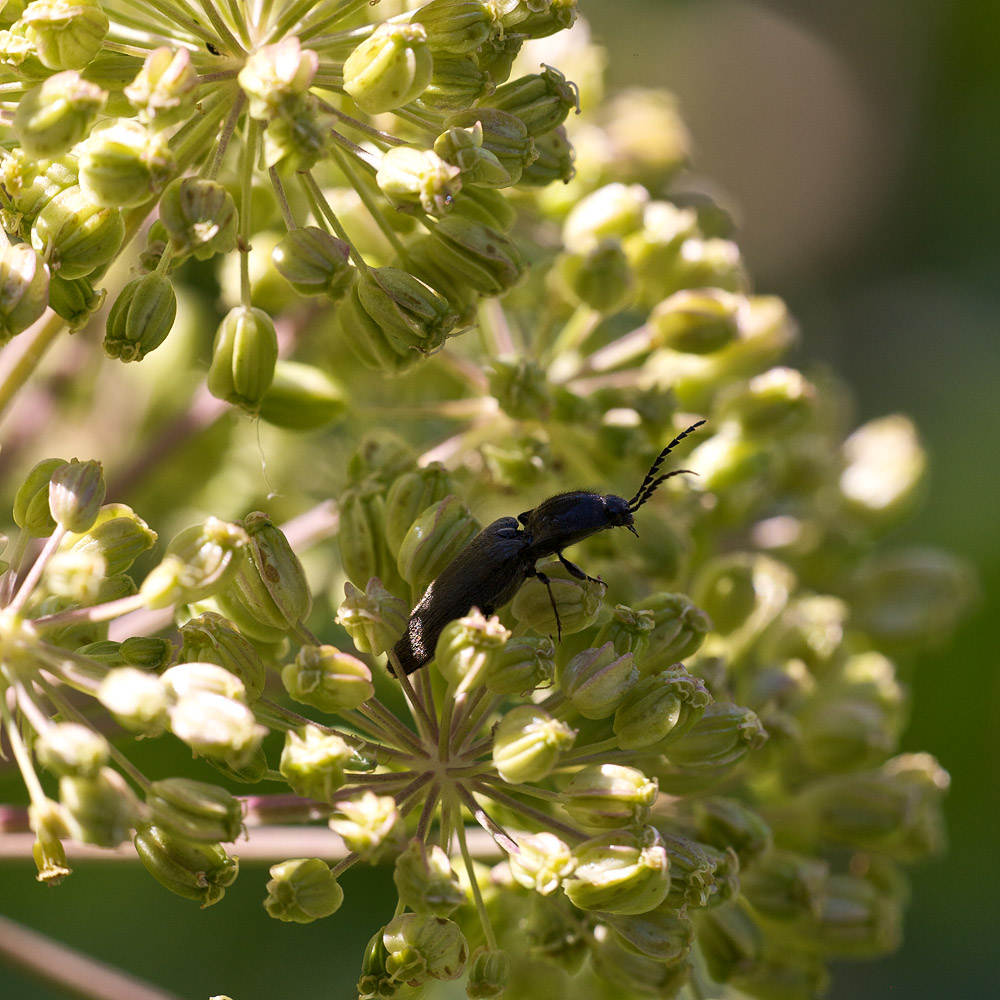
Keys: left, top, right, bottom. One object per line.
{"left": 391, "top": 420, "right": 705, "bottom": 675}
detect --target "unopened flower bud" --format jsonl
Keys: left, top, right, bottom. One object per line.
{"left": 449, "top": 185, "right": 517, "bottom": 231}
{"left": 134, "top": 822, "right": 238, "bottom": 906}
{"left": 562, "top": 764, "right": 658, "bottom": 829}
{"left": 466, "top": 946, "right": 511, "bottom": 999}
{"left": 337, "top": 480, "right": 398, "bottom": 590}
{"left": 614, "top": 666, "right": 712, "bottom": 750}
{"left": 559, "top": 642, "right": 637, "bottom": 720}
{"left": 489, "top": 356, "right": 551, "bottom": 421}
{"left": 103, "top": 272, "right": 176, "bottom": 362}
{"left": 590, "top": 931, "right": 691, "bottom": 996}
{"left": 634, "top": 592, "right": 711, "bottom": 675}
{"left": 382, "top": 912, "right": 468, "bottom": 985}
{"left": 7, "top": 150, "right": 79, "bottom": 229}
{"left": 377, "top": 146, "right": 462, "bottom": 214}
{"left": 36, "top": 722, "right": 108, "bottom": 778}
{"left": 557, "top": 240, "right": 633, "bottom": 313}
{"left": 692, "top": 797, "right": 772, "bottom": 866}
{"left": 343, "top": 21, "right": 433, "bottom": 114}
{"left": 335, "top": 578, "right": 408, "bottom": 657}
{"left": 31, "top": 185, "right": 124, "bottom": 279}
{"left": 78, "top": 118, "right": 173, "bottom": 208}
{"left": 593, "top": 605, "right": 656, "bottom": 666}
{"left": 124, "top": 46, "right": 198, "bottom": 129}
{"left": 393, "top": 840, "right": 466, "bottom": 917}
{"left": 30, "top": 798, "right": 72, "bottom": 884}
{"left": 512, "top": 560, "right": 603, "bottom": 639}
{"left": 396, "top": 494, "right": 479, "bottom": 596}
{"left": 486, "top": 634, "right": 555, "bottom": 695}
{"left": 21, "top": 0, "right": 108, "bottom": 71}
{"left": 271, "top": 226, "right": 352, "bottom": 297}
{"left": 98, "top": 666, "right": 169, "bottom": 734}
{"left": 492, "top": 704, "right": 575, "bottom": 783}
{"left": 159, "top": 177, "right": 238, "bottom": 261}
{"left": 279, "top": 724, "right": 353, "bottom": 801}
{"left": 329, "top": 791, "right": 403, "bottom": 862}
{"left": 49, "top": 458, "right": 104, "bottom": 533}
{"left": 417, "top": 52, "right": 493, "bottom": 112}
{"left": 520, "top": 123, "right": 575, "bottom": 186}
{"left": 435, "top": 610, "right": 510, "bottom": 692}
{"left": 147, "top": 777, "right": 242, "bottom": 843}
{"left": 648, "top": 289, "right": 740, "bottom": 354}
{"left": 178, "top": 612, "right": 266, "bottom": 703}
{"left": 281, "top": 644, "right": 373, "bottom": 713}
{"left": 427, "top": 215, "right": 523, "bottom": 295}
{"left": 356, "top": 265, "right": 459, "bottom": 354}
{"left": 238, "top": 37, "right": 318, "bottom": 120}
{"left": 655, "top": 830, "right": 720, "bottom": 910}
{"left": 662, "top": 702, "right": 768, "bottom": 779}
{"left": 47, "top": 272, "right": 104, "bottom": 327}
{"left": 258, "top": 360, "right": 347, "bottom": 430}
{"left": 62, "top": 503, "right": 157, "bottom": 576}
{"left": 59, "top": 766, "right": 140, "bottom": 847}
{"left": 443, "top": 108, "right": 536, "bottom": 184}
{"left": 697, "top": 900, "right": 763, "bottom": 983}
{"left": 508, "top": 831, "right": 575, "bottom": 894}
{"left": 383, "top": 463, "right": 453, "bottom": 555}
{"left": 14, "top": 70, "right": 105, "bottom": 158}
{"left": 333, "top": 280, "right": 416, "bottom": 373}
{"left": 263, "top": 98, "right": 329, "bottom": 173}
{"left": 417, "top": 0, "right": 496, "bottom": 54}
{"left": 13, "top": 457, "right": 65, "bottom": 536}
{"left": 606, "top": 904, "right": 695, "bottom": 965}
{"left": 264, "top": 857, "right": 344, "bottom": 922}
{"left": 434, "top": 122, "right": 511, "bottom": 187}
{"left": 740, "top": 849, "right": 827, "bottom": 922}
{"left": 207, "top": 305, "right": 278, "bottom": 412}
{"left": 563, "top": 182, "right": 648, "bottom": 252}
{"left": 482, "top": 66, "right": 578, "bottom": 136}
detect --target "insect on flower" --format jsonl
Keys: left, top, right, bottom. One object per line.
{"left": 391, "top": 420, "right": 706, "bottom": 674}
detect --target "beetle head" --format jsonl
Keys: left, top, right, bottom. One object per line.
{"left": 604, "top": 494, "right": 639, "bottom": 535}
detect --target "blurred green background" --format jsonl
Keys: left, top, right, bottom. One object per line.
{"left": 2, "top": 1, "right": 998, "bottom": 997}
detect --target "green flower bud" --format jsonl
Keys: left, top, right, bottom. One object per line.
{"left": 103, "top": 272, "right": 176, "bottom": 362}
{"left": 329, "top": 791, "right": 403, "bottom": 862}
{"left": 476, "top": 30, "right": 522, "bottom": 83}
{"left": 382, "top": 913, "right": 468, "bottom": 985}
{"left": 30, "top": 798, "right": 72, "bottom": 885}
{"left": 257, "top": 360, "right": 347, "bottom": 430}
{"left": 659, "top": 702, "right": 768, "bottom": 786}
{"left": 14, "top": 70, "right": 105, "bottom": 158}
{"left": 697, "top": 900, "right": 763, "bottom": 983}
{"left": 97, "top": 666, "right": 169, "bottom": 734}
{"left": 270, "top": 227, "right": 352, "bottom": 298}
{"left": 335, "top": 578, "right": 409, "bottom": 657}
{"left": 563, "top": 183, "right": 648, "bottom": 252}
{"left": 492, "top": 704, "right": 575, "bottom": 783}
{"left": 124, "top": 46, "right": 198, "bottom": 129}
{"left": 49, "top": 458, "right": 104, "bottom": 532}
{"left": 417, "top": 52, "right": 492, "bottom": 112}
{"left": 207, "top": 305, "right": 277, "bottom": 412}
{"left": 565, "top": 825, "right": 671, "bottom": 915}
{"left": 758, "top": 594, "right": 847, "bottom": 675}
{"left": 510, "top": 0, "right": 578, "bottom": 37}
{"left": 21, "top": 0, "right": 108, "bottom": 70}
{"left": 121, "top": 637, "right": 172, "bottom": 670}
{"left": 489, "top": 356, "right": 552, "bottom": 422}
{"left": 590, "top": 931, "right": 691, "bottom": 996}
{"left": 397, "top": 494, "right": 479, "bottom": 596}
{"left": 427, "top": 214, "right": 523, "bottom": 295}
{"left": 435, "top": 609, "right": 510, "bottom": 693}
{"left": 466, "top": 946, "right": 511, "bottom": 999}
{"left": 377, "top": 145, "right": 462, "bottom": 215}
{"left": 393, "top": 839, "right": 466, "bottom": 917}
{"left": 59, "top": 766, "right": 140, "bottom": 847}
{"left": 47, "top": 272, "right": 104, "bottom": 327}
{"left": 689, "top": 553, "right": 758, "bottom": 635}
{"left": 559, "top": 642, "right": 637, "bottom": 720}
{"left": 648, "top": 289, "right": 740, "bottom": 354}
{"left": 238, "top": 36, "right": 318, "bottom": 120}
{"left": 718, "top": 366, "right": 816, "bottom": 437}
{"left": 76, "top": 639, "right": 124, "bottom": 666}
{"left": 78, "top": 118, "right": 173, "bottom": 208}
{"left": 593, "top": 605, "right": 656, "bottom": 666}
{"left": 35, "top": 721, "right": 108, "bottom": 778}
{"left": 508, "top": 831, "right": 575, "bottom": 894}
{"left": 485, "top": 634, "right": 555, "bottom": 695}
{"left": 264, "top": 857, "right": 344, "bottom": 923}
{"left": 481, "top": 66, "right": 578, "bottom": 137}
{"left": 449, "top": 185, "right": 518, "bottom": 231}
{"left": 3, "top": 150, "right": 78, "bottom": 231}
{"left": 13, "top": 456, "right": 65, "bottom": 536}
{"left": 692, "top": 797, "right": 772, "bottom": 867}
{"left": 634, "top": 592, "right": 711, "bottom": 675}
{"left": 263, "top": 97, "right": 329, "bottom": 174}
{"left": 30, "top": 185, "right": 124, "bottom": 279}
{"left": 655, "top": 830, "right": 720, "bottom": 910}
{"left": 178, "top": 612, "right": 266, "bottom": 703}
{"left": 333, "top": 278, "right": 416, "bottom": 373}
{"left": 279, "top": 724, "right": 353, "bottom": 801}
{"left": 519, "top": 123, "right": 575, "bottom": 186}
{"left": 343, "top": 21, "right": 433, "bottom": 114}
{"left": 140, "top": 518, "right": 248, "bottom": 608}
{"left": 158, "top": 177, "right": 238, "bottom": 261}
{"left": 337, "top": 480, "right": 397, "bottom": 589}
{"left": 383, "top": 463, "right": 453, "bottom": 555}
{"left": 418, "top": 1, "right": 496, "bottom": 54}
{"left": 562, "top": 764, "right": 658, "bottom": 829}
{"left": 606, "top": 904, "right": 695, "bottom": 965}
{"left": 350, "top": 430, "right": 417, "bottom": 487}
{"left": 798, "top": 688, "right": 900, "bottom": 774}
{"left": 434, "top": 121, "right": 512, "bottom": 188}
{"left": 281, "top": 644, "right": 374, "bottom": 713}
{"left": 740, "top": 849, "right": 827, "bottom": 923}
{"left": 62, "top": 503, "right": 157, "bottom": 576}
{"left": 206, "top": 744, "right": 269, "bottom": 786}
{"left": 134, "top": 822, "right": 238, "bottom": 906}
{"left": 556, "top": 240, "right": 633, "bottom": 313}
{"left": 511, "top": 559, "right": 603, "bottom": 639}
{"left": 613, "top": 665, "right": 712, "bottom": 750}
{"left": 146, "top": 777, "right": 242, "bottom": 843}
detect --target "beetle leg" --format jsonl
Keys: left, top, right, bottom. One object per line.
{"left": 557, "top": 552, "right": 604, "bottom": 587}
{"left": 533, "top": 568, "right": 563, "bottom": 642}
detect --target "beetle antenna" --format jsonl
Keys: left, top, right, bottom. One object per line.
{"left": 628, "top": 420, "right": 705, "bottom": 510}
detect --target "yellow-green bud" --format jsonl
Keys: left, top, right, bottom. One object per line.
{"left": 656, "top": 830, "right": 719, "bottom": 910}
{"left": 238, "top": 37, "right": 318, "bottom": 120}
{"left": 559, "top": 642, "right": 637, "bottom": 720}
{"left": 434, "top": 609, "right": 510, "bottom": 693}
{"left": 508, "top": 0, "right": 578, "bottom": 38}
{"left": 481, "top": 66, "right": 578, "bottom": 137}
{"left": 590, "top": 932, "right": 691, "bottom": 997}
{"left": 335, "top": 578, "right": 409, "bottom": 657}
{"left": 329, "top": 791, "right": 403, "bottom": 862}
{"left": 14, "top": 70, "right": 105, "bottom": 158}
{"left": 648, "top": 289, "right": 740, "bottom": 354}
{"left": 333, "top": 279, "right": 416, "bottom": 373}
{"left": 79, "top": 116, "right": 174, "bottom": 206}
{"left": 492, "top": 704, "right": 575, "bottom": 783}
{"left": 690, "top": 554, "right": 757, "bottom": 635}
{"left": 489, "top": 355, "right": 551, "bottom": 422}
{"left": 158, "top": 177, "right": 238, "bottom": 261}
{"left": 561, "top": 764, "right": 658, "bottom": 829}
{"left": 271, "top": 227, "right": 352, "bottom": 298}
{"left": 466, "top": 946, "right": 511, "bottom": 999}
{"left": 563, "top": 182, "right": 647, "bottom": 253}
{"left": 606, "top": 904, "right": 695, "bottom": 965}
{"left": 63, "top": 503, "right": 158, "bottom": 576}
{"left": 97, "top": 666, "right": 169, "bottom": 734}
{"left": 416, "top": 52, "right": 493, "bottom": 113}
{"left": 134, "top": 822, "right": 238, "bottom": 906}
{"left": 124, "top": 46, "right": 199, "bottom": 129}
{"left": 117, "top": 637, "right": 170, "bottom": 669}
{"left": 13, "top": 456, "right": 65, "bottom": 536}
{"left": 507, "top": 830, "right": 575, "bottom": 896}
{"left": 377, "top": 145, "right": 462, "bottom": 214}
{"left": 393, "top": 839, "right": 466, "bottom": 917}
{"left": 35, "top": 722, "right": 108, "bottom": 778}
{"left": 417, "top": 0, "right": 496, "bottom": 54}
{"left": 342, "top": 21, "right": 433, "bottom": 115}
{"left": 565, "top": 825, "right": 671, "bottom": 915}
{"left": 556, "top": 240, "right": 633, "bottom": 313}
{"left": 59, "top": 766, "right": 140, "bottom": 847}
{"left": 396, "top": 494, "right": 479, "bottom": 597}
{"left": 281, "top": 644, "right": 374, "bottom": 713}
{"left": 520, "top": 123, "right": 575, "bottom": 186}
{"left": 511, "top": 559, "right": 603, "bottom": 638}
{"left": 697, "top": 900, "right": 764, "bottom": 984}
{"left": 49, "top": 458, "right": 104, "bottom": 532}
{"left": 740, "top": 849, "right": 827, "bottom": 923}
{"left": 427, "top": 214, "right": 523, "bottom": 295}
{"left": 663, "top": 702, "right": 768, "bottom": 774}
{"left": 719, "top": 366, "right": 817, "bottom": 436}
{"left": 279, "top": 724, "right": 353, "bottom": 801}
{"left": 178, "top": 611, "right": 266, "bottom": 703}
{"left": 593, "top": 605, "right": 656, "bottom": 666}
{"left": 7, "top": 150, "right": 80, "bottom": 229}
{"left": 485, "top": 634, "right": 555, "bottom": 695}
{"left": 437, "top": 113, "right": 532, "bottom": 189}
{"left": 356, "top": 265, "right": 459, "bottom": 354}
{"left": 30, "top": 185, "right": 124, "bottom": 279}
{"left": 30, "top": 798, "right": 72, "bottom": 885}
{"left": 337, "top": 480, "right": 397, "bottom": 590}
{"left": 21, "top": 0, "right": 108, "bottom": 71}
{"left": 147, "top": 777, "right": 242, "bottom": 843}
{"left": 476, "top": 32, "right": 522, "bottom": 84}
{"left": 383, "top": 463, "right": 453, "bottom": 555}
{"left": 103, "top": 272, "right": 176, "bottom": 362}
{"left": 613, "top": 666, "right": 712, "bottom": 751}
{"left": 692, "top": 797, "right": 772, "bottom": 867}
{"left": 264, "top": 858, "right": 344, "bottom": 923}
{"left": 634, "top": 592, "right": 711, "bottom": 675}
{"left": 258, "top": 360, "right": 347, "bottom": 429}
{"left": 382, "top": 913, "right": 468, "bottom": 985}
{"left": 207, "top": 305, "right": 278, "bottom": 412}
{"left": 449, "top": 185, "right": 518, "bottom": 231}
{"left": 263, "top": 97, "right": 329, "bottom": 174}
{"left": 47, "top": 272, "right": 104, "bottom": 327}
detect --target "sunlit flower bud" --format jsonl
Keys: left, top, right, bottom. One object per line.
{"left": 649, "top": 288, "right": 740, "bottom": 354}
{"left": 476, "top": 30, "right": 522, "bottom": 83}
{"left": 271, "top": 226, "right": 352, "bottom": 298}
{"left": 134, "top": 822, "right": 238, "bottom": 906}
{"left": 417, "top": 0, "right": 496, "bottom": 54}
{"left": 36, "top": 722, "right": 108, "bottom": 778}
{"left": 337, "top": 480, "right": 397, "bottom": 589}
{"left": 513, "top": 0, "right": 578, "bottom": 37}
{"left": 335, "top": 579, "right": 408, "bottom": 657}
{"left": 449, "top": 186, "right": 517, "bottom": 231}
{"left": 466, "top": 946, "right": 511, "bottom": 999}
{"left": 59, "top": 765, "right": 140, "bottom": 847}
{"left": 427, "top": 215, "right": 523, "bottom": 295}
{"left": 606, "top": 904, "right": 694, "bottom": 964}
{"left": 47, "top": 272, "right": 104, "bottom": 327}
{"left": 14, "top": 70, "right": 105, "bottom": 158}
{"left": 489, "top": 355, "right": 551, "bottom": 421}
{"left": 167, "top": 685, "right": 266, "bottom": 769}
{"left": 396, "top": 494, "right": 479, "bottom": 596}
{"left": 279, "top": 725, "right": 353, "bottom": 801}
{"left": 562, "top": 764, "right": 658, "bottom": 829}
{"left": 394, "top": 840, "right": 466, "bottom": 916}
{"left": 382, "top": 912, "right": 468, "bottom": 985}
{"left": 147, "top": 777, "right": 242, "bottom": 843}
{"left": 512, "top": 560, "right": 603, "bottom": 638}
{"left": 207, "top": 305, "right": 278, "bottom": 412}
{"left": 356, "top": 265, "right": 459, "bottom": 354}
{"left": 417, "top": 52, "right": 493, "bottom": 113}
{"left": 158, "top": 177, "right": 238, "bottom": 261}
{"left": 30, "top": 185, "right": 124, "bottom": 279}
{"left": 519, "top": 124, "right": 575, "bottom": 186}
{"left": 486, "top": 634, "right": 555, "bottom": 695}
{"left": 8, "top": 150, "right": 80, "bottom": 228}
{"left": 492, "top": 704, "right": 575, "bottom": 782}
{"left": 103, "top": 272, "right": 176, "bottom": 362}
{"left": 481, "top": 66, "right": 578, "bottom": 137}
{"left": 556, "top": 240, "right": 633, "bottom": 313}
{"left": 238, "top": 37, "right": 318, "bottom": 120}
{"left": 264, "top": 857, "right": 344, "bottom": 922}
{"left": 21, "top": 0, "right": 108, "bottom": 70}
{"left": 263, "top": 98, "right": 329, "bottom": 174}
{"left": 634, "top": 592, "right": 711, "bottom": 675}
{"left": 258, "top": 360, "right": 347, "bottom": 430}
{"left": 333, "top": 279, "right": 415, "bottom": 372}
{"left": 565, "top": 825, "right": 671, "bottom": 915}
{"left": 124, "top": 46, "right": 198, "bottom": 129}
{"left": 655, "top": 830, "right": 720, "bottom": 910}
{"left": 178, "top": 612, "right": 266, "bottom": 703}
{"left": 98, "top": 666, "right": 170, "bottom": 734}
{"left": 445, "top": 108, "right": 536, "bottom": 185}
{"left": 435, "top": 609, "right": 510, "bottom": 692}
{"left": 78, "top": 118, "right": 173, "bottom": 208}
{"left": 281, "top": 644, "right": 374, "bottom": 713}
{"left": 48, "top": 458, "right": 104, "bottom": 533}
{"left": 719, "top": 366, "right": 817, "bottom": 436}
{"left": 343, "top": 21, "right": 433, "bottom": 114}
{"left": 508, "top": 831, "right": 575, "bottom": 894}
{"left": 613, "top": 665, "right": 712, "bottom": 750}
{"left": 329, "top": 791, "right": 403, "bottom": 862}
{"left": 383, "top": 463, "right": 453, "bottom": 554}
{"left": 62, "top": 503, "right": 157, "bottom": 576}
{"left": 559, "top": 642, "right": 637, "bottom": 720}
{"left": 590, "top": 929, "right": 691, "bottom": 996}
{"left": 697, "top": 900, "right": 763, "bottom": 983}
{"left": 30, "top": 798, "right": 72, "bottom": 884}
{"left": 13, "top": 456, "right": 65, "bottom": 536}
{"left": 662, "top": 702, "right": 768, "bottom": 776}
{"left": 692, "top": 797, "right": 772, "bottom": 866}
{"left": 563, "top": 182, "right": 647, "bottom": 253}
{"left": 140, "top": 518, "right": 248, "bottom": 608}
{"left": 377, "top": 145, "right": 462, "bottom": 214}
